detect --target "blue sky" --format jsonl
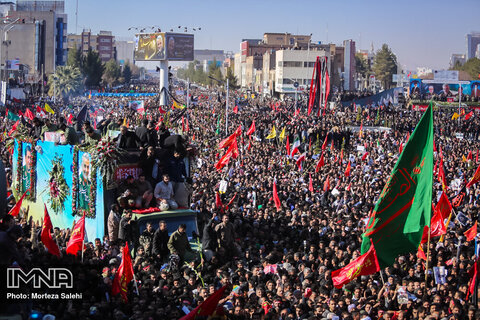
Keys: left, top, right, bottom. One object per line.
{"left": 65, "top": 0, "right": 480, "bottom": 70}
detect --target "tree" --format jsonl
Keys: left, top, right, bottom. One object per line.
{"left": 123, "top": 64, "right": 132, "bottom": 84}
{"left": 83, "top": 49, "right": 104, "bottom": 88}
{"left": 48, "top": 65, "right": 83, "bottom": 101}
{"left": 207, "top": 58, "right": 222, "bottom": 86}
{"left": 102, "top": 59, "right": 122, "bottom": 87}
{"left": 355, "top": 53, "right": 370, "bottom": 78}
{"left": 225, "top": 67, "right": 238, "bottom": 89}
{"left": 373, "top": 44, "right": 397, "bottom": 89}
{"left": 451, "top": 58, "right": 480, "bottom": 79}
{"left": 67, "top": 46, "right": 82, "bottom": 69}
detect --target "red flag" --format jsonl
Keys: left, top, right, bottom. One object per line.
{"left": 467, "top": 260, "right": 478, "bottom": 300}
{"left": 227, "top": 137, "right": 239, "bottom": 159}
{"left": 246, "top": 120, "right": 255, "bottom": 136}
{"left": 323, "top": 176, "right": 330, "bottom": 192}
{"left": 309, "top": 173, "right": 314, "bottom": 192}
{"left": 323, "top": 62, "right": 330, "bottom": 114}
{"left": 41, "top": 205, "right": 60, "bottom": 257}
{"left": 421, "top": 207, "right": 447, "bottom": 243}
{"left": 67, "top": 114, "right": 73, "bottom": 125}
{"left": 182, "top": 116, "right": 185, "bottom": 132}
{"left": 362, "top": 152, "right": 369, "bottom": 161}
{"left": 66, "top": 213, "right": 86, "bottom": 255}
{"left": 433, "top": 140, "right": 437, "bottom": 153}
{"left": 344, "top": 161, "right": 351, "bottom": 177}
{"left": 215, "top": 192, "right": 223, "bottom": 212}
{"left": 315, "top": 152, "right": 325, "bottom": 173}
{"left": 331, "top": 241, "right": 380, "bottom": 289}
{"left": 112, "top": 242, "right": 134, "bottom": 302}
{"left": 436, "top": 192, "right": 452, "bottom": 220}
{"left": 321, "top": 134, "right": 328, "bottom": 150}
{"left": 464, "top": 221, "right": 477, "bottom": 241}
{"left": 273, "top": 181, "right": 281, "bottom": 211}
{"left": 309, "top": 137, "right": 312, "bottom": 151}
{"left": 346, "top": 182, "right": 351, "bottom": 192}
{"left": 466, "top": 164, "right": 480, "bottom": 188}
{"left": 214, "top": 149, "right": 233, "bottom": 171}
{"left": 467, "top": 151, "right": 473, "bottom": 161}
{"left": 438, "top": 157, "right": 447, "bottom": 189}
{"left": 218, "top": 133, "right": 237, "bottom": 149}
{"left": 233, "top": 105, "right": 238, "bottom": 114}
{"left": 179, "top": 286, "right": 227, "bottom": 320}
{"left": 465, "top": 111, "right": 474, "bottom": 120}
{"left": 8, "top": 191, "right": 27, "bottom": 216}
{"left": 286, "top": 136, "right": 290, "bottom": 156}
{"left": 8, "top": 119, "right": 20, "bottom": 136}
{"left": 296, "top": 153, "right": 306, "bottom": 170}
{"left": 225, "top": 192, "right": 237, "bottom": 210}
{"left": 399, "top": 143, "right": 403, "bottom": 154}
{"left": 24, "top": 108, "right": 35, "bottom": 121}
{"left": 234, "top": 125, "right": 242, "bottom": 136}
{"left": 417, "top": 245, "right": 427, "bottom": 260}
{"left": 158, "top": 106, "right": 166, "bottom": 114}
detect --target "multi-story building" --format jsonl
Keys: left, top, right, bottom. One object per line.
{"left": 14, "top": 0, "right": 67, "bottom": 67}
{"left": 343, "top": 39, "right": 356, "bottom": 91}
{"left": 274, "top": 49, "right": 329, "bottom": 97}
{"left": 450, "top": 54, "right": 466, "bottom": 68}
{"left": 115, "top": 39, "right": 134, "bottom": 65}
{"left": 67, "top": 29, "right": 115, "bottom": 62}
{"left": 466, "top": 32, "right": 480, "bottom": 60}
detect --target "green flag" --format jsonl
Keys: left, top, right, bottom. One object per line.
{"left": 7, "top": 110, "right": 20, "bottom": 121}
{"left": 361, "top": 103, "right": 433, "bottom": 268}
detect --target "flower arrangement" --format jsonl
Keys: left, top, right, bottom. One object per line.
{"left": 48, "top": 155, "right": 70, "bottom": 213}
{"left": 89, "top": 137, "right": 125, "bottom": 189}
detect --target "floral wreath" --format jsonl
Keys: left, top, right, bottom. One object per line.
{"left": 48, "top": 154, "right": 70, "bottom": 213}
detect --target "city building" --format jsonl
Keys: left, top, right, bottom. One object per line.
{"left": 450, "top": 53, "right": 466, "bottom": 68}
{"left": 114, "top": 39, "right": 134, "bottom": 65}
{"left": 466, "top": 32, "right": 480, "bottom": 60}
{"left": 274, "top": 49, "right": 329, "bottom": 97}
{"left": 67, "top": 30, "right": 114, "bottom": 62}
{"left": 14, "top": 0, "right": 67, "bottom": 67}
{"left": 343, "top": 39, "right": 356, "bottom": 91}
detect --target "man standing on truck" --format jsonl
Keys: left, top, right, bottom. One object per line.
{"left": 152, "top": 220, "right": 169, "bottom": 262}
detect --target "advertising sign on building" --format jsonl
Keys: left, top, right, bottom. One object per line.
{"left": 433, "top": 70, "right": 459, "bottom": 82}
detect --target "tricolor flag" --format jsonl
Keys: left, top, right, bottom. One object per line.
{"left": 290, "top": 139, "right": 300, "bottom": 157}
{"left": 129, "top": 100, "right": 145, "bottom": 113}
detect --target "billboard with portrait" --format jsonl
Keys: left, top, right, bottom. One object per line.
{"left": 134, "top": 33, "right": 166, "bottom": 61}
{"left": 165, "top": 33, "right": 194, "bottom": 61}
{"left": 409, "top": 79, "right": 480, "bottom": 97}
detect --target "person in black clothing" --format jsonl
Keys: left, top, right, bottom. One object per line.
{"left": 157, "top": 122, "right": 170, "bottom": 148}
{"left": 118, "top": 211, "right": 134, "bottom": 248}
{"left": 139, "top": 146, "right": 162, "bottom": 186}
{"left": 202, "top": 213, "right": 217, "bottom": 262}
{"left": 116, "top": 125, "right": 140, "bottom": 149}
{"left": 30, "top": 117, "right": 43, "bottom": 140}
{"left": 146, "top": 121, "right": 158, "bottom": 148}
{"left": 135, "top": 119, "right": 149, "bottom": 148}
{"left": 152, "top": 220, "right": 169, "bottom": 263}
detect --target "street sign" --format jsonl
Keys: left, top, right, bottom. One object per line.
{"left": 293, "top": 82, "right": 299, "bottom": 88}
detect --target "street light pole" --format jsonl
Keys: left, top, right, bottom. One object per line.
{"left": 0, "top": 19, "right": 19, "bottom": 83}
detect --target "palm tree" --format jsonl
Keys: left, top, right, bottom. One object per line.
{"left": 48, "top": 65, "right": 83, "bottom": 102}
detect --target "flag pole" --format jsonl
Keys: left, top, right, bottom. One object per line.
{"left": 132, "top": 272, "right": 139, "bottom": 296}
{"left": 81, "top": 240, "right": 84, "bottom": 263}
{"left": 424, "top": 229, "right": 431, "bottom": 285}
{"left": 440, "top": 208, "right": 456, "bottom": 242}
{"left": 379, "top": 270, "right": 389, "bottom": 304}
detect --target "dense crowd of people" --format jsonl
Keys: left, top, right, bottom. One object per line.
{"left": 0, "top": 80, "right": 480, "bottom": 320}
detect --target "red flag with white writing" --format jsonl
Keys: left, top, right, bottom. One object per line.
{"left": 464, "top": 221, "right": 478, "bottom": 242}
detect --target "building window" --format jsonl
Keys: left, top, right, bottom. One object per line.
{"left": 283, "top": 61, "right": 302, "bottom": 68}
{"left": 304, "top": 62, "right": 315, "bottom": 68}
{"left": 282, "top": 78, "right": 294, "bottom": 85}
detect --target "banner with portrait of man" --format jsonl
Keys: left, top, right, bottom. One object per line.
{"left": 21, "top": 142, "right": 34, "bottom": 196}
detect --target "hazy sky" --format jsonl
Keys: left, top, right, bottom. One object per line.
{"left": 65, "top": 0, "right": 479, "bottom": 71}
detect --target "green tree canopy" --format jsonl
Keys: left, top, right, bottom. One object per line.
{"left": 123, "top": 63, "right": 132, "bottom": 84}
{"left": 48, "top": 65, "right": 83, "bottom": 101}
{"left": 67, "top": 46, "right": 82, "bottom": 69}
{"left": 373, "top": 44, "right": 397, "bottom": 89}
{"left": 451, "top": 58, "right": 480, "bottom": 79}
{"left": 83, "top": 49, "right": 104, "bottom": 88}
{"left": 102, "top": 59, "right": 122, "bottom": 87}
{"left": 355, "top": 53, "right": 371, "bottom": 78}
{"left": 225, "top": 67, "right": 238, "bottom": 89}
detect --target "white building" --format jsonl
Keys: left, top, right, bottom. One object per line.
{"left": 274, "top": 49, "right": 328, "bottom": 96}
